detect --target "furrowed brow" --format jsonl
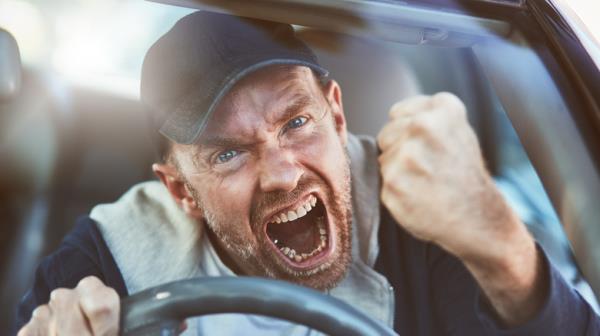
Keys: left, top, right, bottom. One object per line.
{"left": 279, "top": 95, "right": 314, "bottom": 121}
{"left": 198, "top": 136, "right": 244, "bottom": 149}
{"left": 198, "top": 95, "right": 316, "bottom": 149}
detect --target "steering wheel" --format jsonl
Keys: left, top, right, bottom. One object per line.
{"left": 120, "top": 277, "right": 397, "bottom": 336}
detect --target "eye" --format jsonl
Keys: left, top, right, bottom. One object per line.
{"left": 287, "top": 116, "right": 308, "bottom": 129}
{"left": 216, "top": 149, "right": 239, "bottom": 163}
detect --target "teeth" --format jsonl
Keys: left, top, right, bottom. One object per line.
{"left": 268, "top": 195, "right": 329, "bottom": 262}
{"left": 296, "top": 207, "right": 307, "bottom": 217}
{"left": 276, "top": 229, "right": 329, "bottom": 263}
{"left": 287, "top": 211, "right": 298, "bottom": 221}
{"left": 269, "top": 195, "right": 319, "bottom": 224}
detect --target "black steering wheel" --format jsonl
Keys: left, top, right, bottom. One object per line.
{"left": 120, "top": 277, "right": 397, "bottom": 336}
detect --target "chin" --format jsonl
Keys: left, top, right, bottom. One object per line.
{"left": 257, "top": 190, "right": 353, "bottom": 291}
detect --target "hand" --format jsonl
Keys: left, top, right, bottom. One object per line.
{"left": 18, "top": 276, "right": 120, "bottom": 336}
{"left": 377, "top": 93, "right": 544, "bottom": 326}
{"left": 377, "top": 92, "right": 524, "bottom": 263}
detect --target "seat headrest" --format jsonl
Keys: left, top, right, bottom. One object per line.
{"left": 0, "top": 28, "right": 22, "bottom": 102}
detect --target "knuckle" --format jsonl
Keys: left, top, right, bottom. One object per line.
{"left": 407, "top": 118, "right": 428, "bottom": 133}
{"left": 401, "top": 154, "right": 418, "bottom": 168}
{"left": 389, "top": 95, "right": 429, "bottom": 118}
{"left": 104, "top": 286, "right": 120, "bottom": 304}
{"left": 382, "top": 180, "right": 405, "bottom": 201}
{"left": 80, "top": 288, "right": 119, "bottom": 320}
{"left": 388, "top": 101, "right": 405, "bottom": 117}
{"left": 50, "top": 288, "right": 75, "bottom": 304}
{"left": 32, "top": 305, "right": 50, "bottom": 320}
{"left": 81, "top": 298, "right": 111, "bottom": 319}
{"left": 78, "top": 276, "right": 103, "bottom": 290}
{"left": 433, "top": 92, "right": 466, "bottom": 115}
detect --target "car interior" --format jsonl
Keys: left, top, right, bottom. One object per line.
{"left": 1, "top": 0, "right": 599, "bottom": 331}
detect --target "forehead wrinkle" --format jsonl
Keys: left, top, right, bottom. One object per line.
{"left": 263, "top": 76, "right": 319, "bottom": 124}
{"left": 197, "top": 66, "right": 321, "bottom": 151}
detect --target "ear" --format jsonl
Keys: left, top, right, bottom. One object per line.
{"left": 323, "top": 79, "right": 348, "bottom": 145}
{"left": 152, "top": 163, "right": 204, "bottom": 219}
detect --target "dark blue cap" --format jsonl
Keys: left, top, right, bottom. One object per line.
{"left": 141, "top": 11, "right": 328, "bottom": 145}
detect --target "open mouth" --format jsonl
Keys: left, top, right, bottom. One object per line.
{"left": 265, "top": 194, "right": 331, "bottom": 268}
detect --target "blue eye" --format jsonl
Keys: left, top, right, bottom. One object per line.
{"left": 287, "top": 116, "right": 308, "bottom": 129}
{"left": 217, "top": 150, "right": 239, "bottom": 163}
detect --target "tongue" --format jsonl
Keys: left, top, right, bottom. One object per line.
{"left": 267, "top": 211, "right": 320, "bottom": 253}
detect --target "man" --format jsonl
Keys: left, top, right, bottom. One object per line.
{"left": 15, "top": 11, "right": 599, "bottom": 336}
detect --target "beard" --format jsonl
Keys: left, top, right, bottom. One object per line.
{"left": 186, "top": 153, "right": 353, "bottom": 291}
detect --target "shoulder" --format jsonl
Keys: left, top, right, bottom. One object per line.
{"left": 14, "top": 216, "right": 126, "bottom": 332}
{"left": 32, "top": 216, "right": 126, "bottom": 293}
{"left": 347, "top": 133, "right": 378, "bottom": 164}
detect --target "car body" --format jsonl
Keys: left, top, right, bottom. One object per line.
{"left": 1, "top": 0, "right": 599, "bottom": 332}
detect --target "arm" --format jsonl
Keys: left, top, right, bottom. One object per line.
{"left": 429, "top": 240, "right": 600, "bottom": 335}
{"left": 376, "top": 93, "right": 598, "bottom": 329}
{"left": 14, "top": 217, "right": 127, "bottom": 335}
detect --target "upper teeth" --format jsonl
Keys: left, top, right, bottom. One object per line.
{"left": 271, "top": 195, "right": 317, "bottom": 224}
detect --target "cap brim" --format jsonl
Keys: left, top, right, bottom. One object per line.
{"left": 159, "top": 58, "right": 328, "bottom": 145}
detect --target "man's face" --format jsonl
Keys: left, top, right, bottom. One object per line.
{"left": 169, "top": 66, "right": 352, "bottom": 290}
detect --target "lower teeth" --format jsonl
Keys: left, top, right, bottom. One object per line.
{"left": 277, "top": 220, "right": 328, "bottom": 262}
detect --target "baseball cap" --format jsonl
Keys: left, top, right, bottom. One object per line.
{"left": 141, "top": 11, "right": 329, "bottom": 145}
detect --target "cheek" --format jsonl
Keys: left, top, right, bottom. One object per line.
{"left": 194, "top": 174, "right": 255, "bottom": 232}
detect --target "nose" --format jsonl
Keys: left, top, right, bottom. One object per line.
{"left": 258, "top": 147, "right": 303, "bottom": 193}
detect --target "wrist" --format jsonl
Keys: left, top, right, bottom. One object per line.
{"left": 463, "top": 228, "right": 546, "bottom": 327}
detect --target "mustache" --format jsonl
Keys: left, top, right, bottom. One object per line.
{"left": 250, "top": 175, "right": 325, "bottom": 226}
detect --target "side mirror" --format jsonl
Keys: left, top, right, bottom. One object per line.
{"left": 0, "top": 28, "right": 22, "bottom": 102}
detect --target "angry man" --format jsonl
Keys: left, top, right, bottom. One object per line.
{"left": 15, "top": 11, "right": 600, "bottom": 336}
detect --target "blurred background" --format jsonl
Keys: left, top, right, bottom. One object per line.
{"left": 0, "top": 0, "right": 195, "bottom": 99}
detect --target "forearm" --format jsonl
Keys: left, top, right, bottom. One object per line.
{"left": 461, "top": 220, "right": 548, "bottom": 327}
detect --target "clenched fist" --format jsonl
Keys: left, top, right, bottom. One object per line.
{"left": 377, "top": 92, "right": 526, "bottom": 262}
{"left": 18, "top": 276, "right": 120, "bottom": 336}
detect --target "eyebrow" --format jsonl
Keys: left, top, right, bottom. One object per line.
{"left": 198, "top": 94, "right": 316, "bottom": 149}
{"left": 199, "top": 136, "right": 245, "bottom": 148}
{"left": 281, "top": 95, "right": 313, "bottom": 121}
